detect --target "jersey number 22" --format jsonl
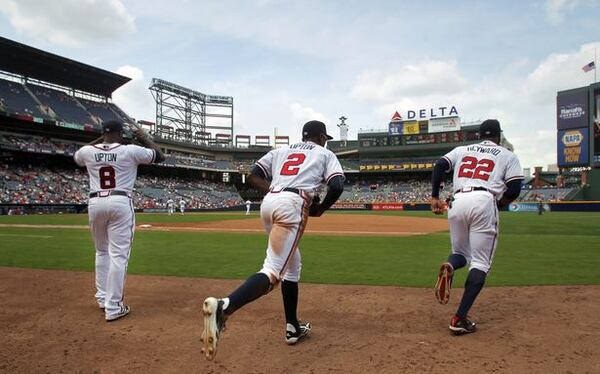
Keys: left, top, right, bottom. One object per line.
{"left": 457, "top": 156, "right": 495, "bottom": 181}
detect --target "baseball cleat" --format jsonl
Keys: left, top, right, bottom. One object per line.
{"left": 435, "top": 262, "right": 454, "bottom": 304}
{"left": 285, "top": 322, "right": 311, "bottom": 345}
{"left": 105, "top": 305, "right": 130, "bottom": 322}
{"left": 201, "top": 297, "right": 227, "bottom": 361}
{"left": 449, "top": 316, "right": 476, "bottom": 335}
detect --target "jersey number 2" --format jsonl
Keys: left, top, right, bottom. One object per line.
{"left": 99, "top": 166, "right": 116, "bottom": 189}
{"left": 280, "top": 153, "right": 306, "bottom": 175}
{"left": 457, "top": 157, "right": 495, "bottom": 181}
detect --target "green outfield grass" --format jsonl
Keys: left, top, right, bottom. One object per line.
{"left": 0, "top": 211, "right": 599, "bottom": 287}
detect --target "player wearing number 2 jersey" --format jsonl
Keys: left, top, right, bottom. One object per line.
{"left": 201, "top": 120, "right": 345, "bottom": 361}
{"left": 431, "top": 119, "right": 523, "bottom": 335}
{"left": 74, "top": 121, "right": 164, "bottom": 321}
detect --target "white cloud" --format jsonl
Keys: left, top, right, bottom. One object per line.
{"left": 112, "top": 65, "right": 154, "bottom": 122}
{"left": 545, "top": 0, "right": 581, "bottom": 24}
{"left": 0, "top": 0, "right": 135, "bottom": 47}
{"left": 349, "top": 42, "right": 600, "bottom": 169}
{"left": 288, "top": 103, "right": 329, "bottom": 142}
{"left": 351, "top": 61, "right": 468, "bottom": 103}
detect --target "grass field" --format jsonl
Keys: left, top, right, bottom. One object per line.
{"left": 1, "top": 211, "right": 599, "bottom": 287}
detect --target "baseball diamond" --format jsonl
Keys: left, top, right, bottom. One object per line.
{"left": 1, "top": 8, "right": 600, "bottom": 374}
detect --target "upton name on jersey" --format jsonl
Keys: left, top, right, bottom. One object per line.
{"left": 74, "top": 143, "right": 157, "bottom": 193}
{"left": 256, "top": 141, "right": 344, "bottom": 194}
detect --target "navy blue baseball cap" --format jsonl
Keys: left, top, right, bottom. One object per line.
{"left": 302, "top": 120, "right": 333, "bottom": 140}
{"left": 479, "top": 119, "right": 501, "bottom": 137}
{"left": 102, "top": 120, "right": 124, "bottom": 133}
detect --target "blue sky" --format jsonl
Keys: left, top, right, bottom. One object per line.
{"left": 0, "top": 0, "right": 599, "bottom": 169}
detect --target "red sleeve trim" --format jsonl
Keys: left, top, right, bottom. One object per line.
{"left": 505, "top": 175, "right": 525, "bottom": 183}
{"left": 256, "top": 162, "right": 270, "bottom": 177}
{"left": 325, "top": 172, "right": 344, "bottom": 183}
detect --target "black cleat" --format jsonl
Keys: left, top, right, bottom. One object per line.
{"left": 449, "top": 316, "right": 476, "bottom": 335}
{"left": 285, "top": 322, "right": 311, "bottom": 345}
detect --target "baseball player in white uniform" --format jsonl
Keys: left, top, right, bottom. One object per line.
{"left": 245, "top": 200, "right": 252, "bottom": 215}
{"left": 431, "top": 119, "right": 523, "bottom": 334}
{"left": 201, "top": 120, "right": 345, "bottom": 361}
{"left": 74, "top": 120, "right": 164, "bottom": 321}
{"left": 179, "top": 199, "right": 186, "bottom": 215}
{"left": 166, "top": 198, "right": 175, "bottom": 215}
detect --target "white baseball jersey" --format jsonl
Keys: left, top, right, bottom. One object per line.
{"left": 74, "top": 143, "right": 157, "bottom": 193}
{"left": 255, "top": 141, "right": 344, "bottom": 194}
{"left": 180, "top": 200, "right": 185, "bottom": 207}
{"left": 443, "top": 140, "right": 523, "bottom": 196}
{"left": 167, "top": 199, "right": 174, "bottom": 206}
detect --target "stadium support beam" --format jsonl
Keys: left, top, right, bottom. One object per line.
{"left": 149, "top": 78, "right": 233, "bottom": 145}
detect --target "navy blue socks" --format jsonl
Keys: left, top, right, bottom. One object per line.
{"left": 456, "top": 268, "right": 487, "bottom": 319}
{"left": 281, "top": 280, "right": 299, "bottom": 329}
{"left": 226, "top": 272, "right": 271, "bottom": 315}
{"left": 448, "top": 254, "right": 467, "bottom": 270}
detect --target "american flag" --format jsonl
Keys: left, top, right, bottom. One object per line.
{"left": 582, "top": 61, "right": 595, "bottom": 72}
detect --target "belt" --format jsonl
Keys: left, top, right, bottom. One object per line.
{"left": 89, "top": 190, "right": 131, "bottom": 198}
{"left": 455, "top": 187, "right": 489, "bottom": 194}
{"left": 270, "top": 187, "right": 301, "bottom": 195}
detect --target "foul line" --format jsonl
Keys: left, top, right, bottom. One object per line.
{"left": 0, "top": 233, "right": 54, "bottom": 238}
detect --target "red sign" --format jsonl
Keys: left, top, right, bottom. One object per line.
{"left": 371, "top": 203, "right": 404, "bottom": 211}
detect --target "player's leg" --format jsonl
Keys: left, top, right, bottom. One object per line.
{"left": 281, "top": 250, "right": 310, "bottom": 344}
{"left": 104, "top": 197, "right": 135, "bottom": 321}
{"left": 88, "top": 199, "right": 109, "bottom": 309}
{"left": 452, "top": 193, "right": 498, "bottom": 334}
{"left": 436, "top": 196, "right": 470, "bottom": 304}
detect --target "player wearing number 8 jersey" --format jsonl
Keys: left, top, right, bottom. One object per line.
{"left": 431, "top": 119, "right": 523, "bottom": 335}
{"left": 201, "top": 120, "right": 345, "bottom": 361}
{"left": 74, "top": 121, "right": 164, "bottom": 321}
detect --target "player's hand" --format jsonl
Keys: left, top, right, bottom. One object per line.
{"left": 309, "top": 203, "right": 325, "bottom": 217}
{"left": 133, "top": 127, "right": 147, "bottom": 140}
{"left": 430, "top": 197, "right": 445, "bottom": 215}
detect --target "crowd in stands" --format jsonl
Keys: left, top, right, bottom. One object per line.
{"left": 0, "top": 164, "right": 243, "bottom": 209}
{"left": 337, "top": 179, "right": 453, "bottom": 203}
{"left": 0, "top": 134, "right": 79, "bottom": 155}
{"left": 0, "top": 164, "right": 88, "bottom": 204}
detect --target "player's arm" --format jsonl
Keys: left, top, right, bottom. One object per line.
{"left": 133, "top": 128, "right": 165, "bottom": 163}
{"left": 309, "top": 175, "right": 344, "bottom": 217}
{"left": 497, "top": 178, "right": 523, "bottom": 208}
{"left": 248, "top": 165, "right": 270, "bottom": 195}
{"left": 431, "top": 157, "right": 451, "bottom": 214}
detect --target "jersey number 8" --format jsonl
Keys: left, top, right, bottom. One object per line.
{"left": 280, "top": 153, "right": 306, "bottom": 176}
{"left": 457, "top": 156, "right": 495, "bottom": 181}
{"left": 99, "top": 166, "right": 116, "bottom": 189}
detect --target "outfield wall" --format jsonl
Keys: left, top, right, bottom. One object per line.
{"left": 3, "top": 201, "right": 600, "bottom": 215}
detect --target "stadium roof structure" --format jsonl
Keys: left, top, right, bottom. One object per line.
{"left": 0, "top": 36, "right": 130, "bottom": 97}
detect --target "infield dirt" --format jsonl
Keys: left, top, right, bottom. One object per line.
{"left": 2, "top": 267, "right": 599, "bottom": 373}
{"left": 141, "top": 214, "right": 449, "bottom": 236}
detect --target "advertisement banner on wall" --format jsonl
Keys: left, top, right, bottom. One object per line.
{"left": 403, "top": 121, "right": 419, "bottom": 135}
{"left": 557, "top": 127, "right": 589, "bottom": 166}
{"left": 557, "top": 90, "right": 588, "bottom": 130}
{"left": 371, "top": 203, "right": 404, "bottom": 211}
{"left": 428, "top": 116, "right": 461, "bottom": 133}
{"left": 508, "top": 203, "right": 551, "bottom": 212}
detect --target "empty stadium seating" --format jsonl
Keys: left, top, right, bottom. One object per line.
{"left": 0, "top": 79, "right": 47, "bottom": 118}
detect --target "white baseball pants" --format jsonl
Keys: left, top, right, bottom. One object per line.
{"left": 258, "top": 191, "right": 309, "bottom": 283}
{"left": 88, "top": 195, "right": 135, "bottom": 318}
{"left": 448, "top": 190, "right": 499, "bottom": 273}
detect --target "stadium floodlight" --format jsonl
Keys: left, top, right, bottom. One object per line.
{"left": 149, "top": 78, "right": 233, "bottom": 146}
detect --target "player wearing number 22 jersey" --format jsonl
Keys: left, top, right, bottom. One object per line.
{"left": 201, "top": 120, "right": 345, "bottom": 361}
{"left": 74, "top": 121, "right": 164, "bottom": 322}
{"left": 431, "top": 119, "right": 523, "bottom": 335}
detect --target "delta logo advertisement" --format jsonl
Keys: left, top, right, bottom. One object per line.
{"left": 393, "top": 106, "right": 459, "bottom": 121}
